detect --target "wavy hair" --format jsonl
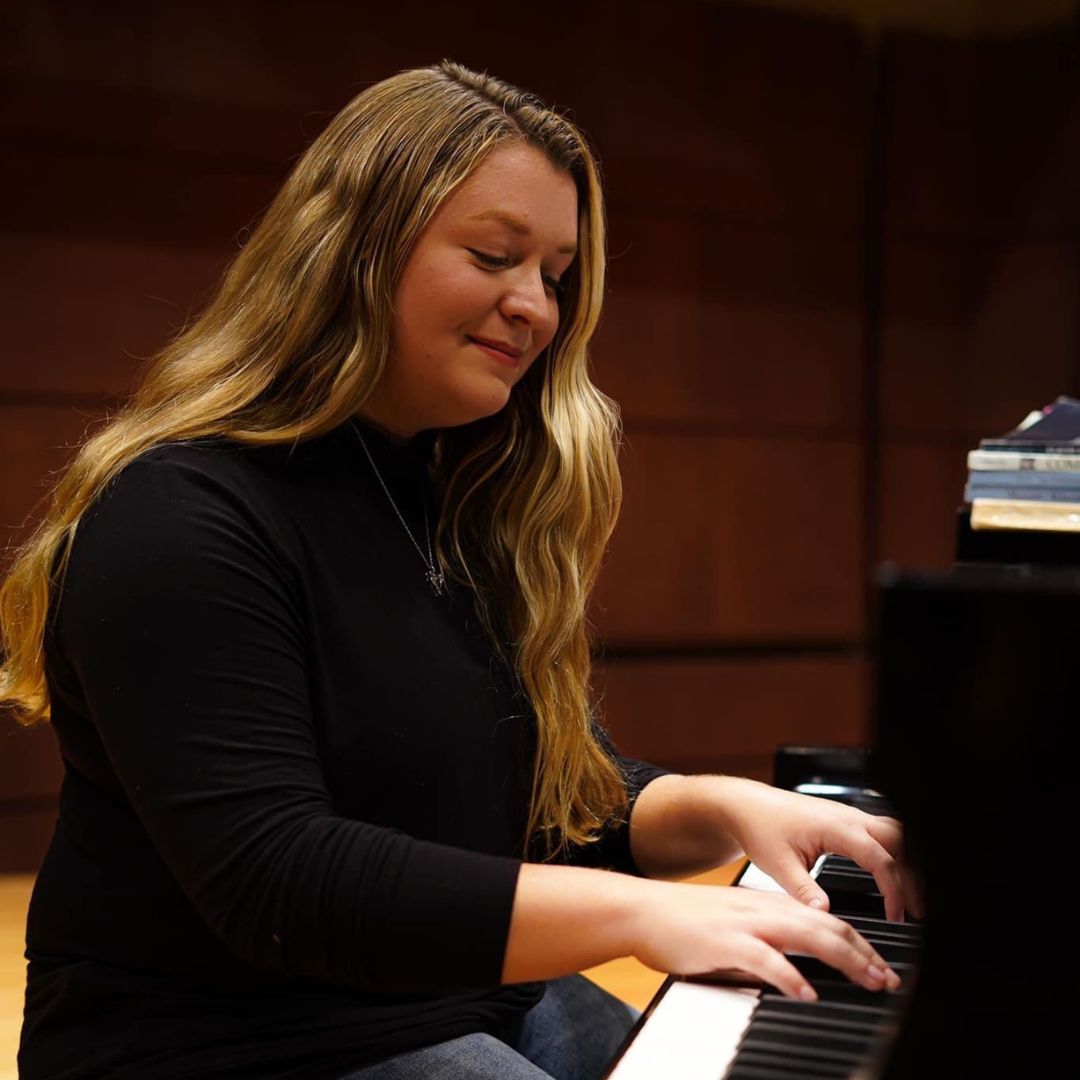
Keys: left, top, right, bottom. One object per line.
{"left": 0, "top": 60, "right": 626, "bottom": 857}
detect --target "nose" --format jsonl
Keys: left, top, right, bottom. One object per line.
{"left": 498, "top": 265, "right": 552, "bottom": 328}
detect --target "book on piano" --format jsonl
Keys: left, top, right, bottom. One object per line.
{"left": 968, "top": 397, "right": 1080, "bottom": 533}
{"left": 977, "top": 395, "right": 1080, "bottom": 450}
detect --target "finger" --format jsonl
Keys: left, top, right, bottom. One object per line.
{"left": 763, "top": 853, "right": 830, "bottom": 912}
{"left": 823, "top": 825, "right": 906, "bottom": 923}
{"left": 865, "top": 817, "right": 924, "bottom": 919}
{"left": 785, "top": 916, "right": 902, "bottom": 993}
{"left": 736, "top": 939, "right": 819, "bottom": 1002}
{"left": 870, "top": 853, "right": 906, "bottom": 924}
{"left": 865, "top": 814, "right": 904, "bottom": 858}
{"left": 790, "top": 902, "right": 898, "bottom": 982}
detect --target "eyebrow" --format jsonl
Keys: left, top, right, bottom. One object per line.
{"left": 467, "top": 210, "right": 577, "bottom": 254}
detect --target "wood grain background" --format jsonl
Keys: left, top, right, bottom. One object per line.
{"left": 2, "top": 0, "right": 1078, "bottom": 871}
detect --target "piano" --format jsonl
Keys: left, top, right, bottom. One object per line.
{"left": 604, "top": 563, "right": 1077, "bottom": 1078}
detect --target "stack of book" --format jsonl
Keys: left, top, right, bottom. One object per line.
{"left": 966, "top": 396, "right": 1080, "bottom": 533}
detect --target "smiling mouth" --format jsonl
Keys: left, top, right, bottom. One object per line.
{"left": 467, "top": 336, "right": 524, "bottom": 365}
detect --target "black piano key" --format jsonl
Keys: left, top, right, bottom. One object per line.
{"left": 727, "top": 1063, "right": 852, "bottom": 1079}
{"left": 738, "top": 1042, "right": 869, "bottom": 1064}
{"left": 757, "top": 997, "right": 892, "bottom": 1023}
{"left": 730, "top": 1046, "right": 856, "bottom": 1077}
{"left": 708, "top": 856, "right": 921, "bottom": 1080}
{"left": 822, "top": 855, "right": 866, "bottom": 872}
{"left": 821, "top": 865, "right": 876, "bottom": 886}
{"left": 817, "top": 875, "right": 886, "bottom": 918}
{"left": 736, "top": 1040, "right": 874, "bottom": 1074}
{"left": 726, "top": 1069, "right": 846, "bottom": 1079}
{"left": 855, "top": 938, "right": 918, "bottom": 965}
{"left": 741, "top": 1019, "right": 876, "bottom": 1055}
{"left": 761, "top": 976, "right": 903, "bottom": 1009}
{"left": 754, "top": 1000, "right": 887, "bottom": 1035}
{"left": 840, "top": 914, "right": 922, "bottom": 941}
{"left": 732, "top": 1032, "right": 879, "bottom": 1073}
{"left": 787, "top": 952, "right": 916, "bottom": 989}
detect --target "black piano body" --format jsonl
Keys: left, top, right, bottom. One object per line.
{"left": 871, "top": 564, "right": 1075, "bottom": 1077}
{"left": 605, "top": 562, "right": 1078, "bottom": 1078}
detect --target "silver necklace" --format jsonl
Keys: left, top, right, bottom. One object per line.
{"left": 354, "top": 424, "right": 446, "bottom": 597}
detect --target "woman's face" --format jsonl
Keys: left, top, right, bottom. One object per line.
{"left": 359, "top": 142, "right": 579, "bottom": 438}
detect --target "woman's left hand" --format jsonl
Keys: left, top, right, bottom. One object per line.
{"left": 713, "top": 777, "right": 919, "bottom": 923}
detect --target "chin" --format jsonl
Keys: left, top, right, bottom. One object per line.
{"left": 443, "top": 382, "right": 514, "bottom": 427}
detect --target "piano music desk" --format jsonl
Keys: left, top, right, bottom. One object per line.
{"left": 0, "top": 861, "right": 746, "bottom": 1079}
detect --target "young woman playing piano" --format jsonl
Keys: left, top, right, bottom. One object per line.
{"left": 1, "top": 62, "right": 914, "bottom": 1080}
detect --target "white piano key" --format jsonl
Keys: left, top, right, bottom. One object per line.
{"left": 737, "top": 853, "right": 827, "bottom": 894}
{"left": 607, "top": 982, "right": 758, "bottom": 1080}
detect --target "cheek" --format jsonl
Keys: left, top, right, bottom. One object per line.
{"left": 534, "top": 305, "right": 562, "bottom": 354}
{"left": 410, "top": 258, "right": 490, "bottom": 322}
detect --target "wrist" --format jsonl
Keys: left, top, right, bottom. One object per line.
{"left": 502, "top": 863, "right": 645, "bottom": 982}
{"left": 630, "top": 774, "right": 747, "bottom": 878}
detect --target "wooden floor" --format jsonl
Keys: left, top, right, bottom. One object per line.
{"left": 0, "top": 861, "right": 743, "bottom": 1076}
{"left": 0, "top": 876, "right": 32, "bottom": 1080}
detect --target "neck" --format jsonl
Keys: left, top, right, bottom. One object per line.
{"left": 354, "top": 409, "right": 414, "bottom": 446}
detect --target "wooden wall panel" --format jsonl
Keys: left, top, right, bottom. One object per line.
{"left": 6, "top": 148, "right": 279, "bottom": 249}
{"left": 0, "top": 715, "right": 59, "bottom": 873}
{"left": 596, "top": 217, "right": 862, "bottom": 432}
{"left": 885, "top": 32, "right": 1080, "bottom": 241}
{"left": 594, "top": 210, "right": 704, "bottom": 420}
{"left": 0, "top": 726, "right": 61, "bottom": 806}
{"left": 5, "top": 1, "right": 597, "bottom": 152}
{"left": 698, "top": 226, "right": 862, "bottom": 433}
{"left": 878, "top": 442, "right": 969, "bottom": 569}
{"left": 0, "top": 809, "right": 56, "bottom": 876}
{"left": 0, "top": 406, "right": 105, "bottom": 560}
{"left": 880, "top": 240, "right": 1078, "bottom": 439}
{"left": 8, "top": 3, "right": 1072, "bottom": 876}
{"left": 589, "top": 5, "right": 866, "bottom": 226}
{"left": 598, "top": 655, "right": 868, "bottom": 780}
{"left": 596, "top": 433, "right": 863, "bottom": 643}
{"left": 3, "top": 76, "right": 312, "bottom": 169}
{"left": 876, "top": 28, "right": 1080, "bottom": 574}
{"left": 1, "top": 236, "right": 228, "bottom": 396}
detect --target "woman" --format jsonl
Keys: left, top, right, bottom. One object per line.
{"left": 2, "top": 61, "right": 912, "bottom": 1079}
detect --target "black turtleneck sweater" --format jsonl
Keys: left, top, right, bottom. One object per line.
{"left": 19, "top": 421, "right": 667, "bottom": 1080}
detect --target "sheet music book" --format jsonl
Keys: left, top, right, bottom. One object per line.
{"left": 978, "top": 395, "right": 1080, "bottom": 451}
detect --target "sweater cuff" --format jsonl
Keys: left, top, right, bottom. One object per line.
{"left": 366, "top": 839, "right": 522, "bottom": 992}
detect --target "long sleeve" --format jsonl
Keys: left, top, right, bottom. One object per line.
{"left": 49, "top": 450, "right": 522, "bottom": 995}
{"left": 560, "top": 722, "right": 671, "bottom": 875}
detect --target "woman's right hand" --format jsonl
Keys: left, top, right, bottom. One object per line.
{"left": 503, "top": 863, "right": 901, "bottom": 1001}
{"left": 627, "top": 877, "right": 901, "bottom": 1002}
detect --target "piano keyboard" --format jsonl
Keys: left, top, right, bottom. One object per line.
{"left": 604, "top": 855, "right": 921, "bottom": 1080}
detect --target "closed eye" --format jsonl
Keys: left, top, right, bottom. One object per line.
{"left": 468, "top": 248, "right": 565, "bottom": 299}
{"left": 468, "top": 248, "right": 509, "bottom": 269}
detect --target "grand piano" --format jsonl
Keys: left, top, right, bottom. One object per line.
{"left": 604, "top": 559, "right": 1076, "bottom": 1078}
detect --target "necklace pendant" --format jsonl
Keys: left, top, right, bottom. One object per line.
{"left": 427, "top": 567, "right": 447, "bottom": 597}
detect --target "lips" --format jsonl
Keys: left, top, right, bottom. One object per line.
{"left": 467, "top": 335, "right": 525, "bottom": 360}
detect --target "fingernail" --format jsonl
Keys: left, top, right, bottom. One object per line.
{"left": 808, "top": 897, "right": 825, "bottom": 909}
{"left": 867, "top": 964, "right": 887, "bottom": 983}
{"left": 799, "top": 984, "right": 817, "bottom": 1002}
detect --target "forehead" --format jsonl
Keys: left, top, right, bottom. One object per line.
{"left": 437, "top": 143, "right": 579, "bottom": 244}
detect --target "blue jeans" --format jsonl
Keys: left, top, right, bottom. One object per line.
{"left": 336, "top": 975, "right": 640, "bottom": 1079}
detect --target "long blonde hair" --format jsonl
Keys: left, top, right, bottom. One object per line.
{"left": 0, "top": 60, "right": 626, "bottom": 857}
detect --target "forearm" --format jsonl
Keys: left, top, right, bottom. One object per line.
{"left": 501, "top": 862, "right": 643, "bottom": 983}
{"left": 502, "top": 850, "right": 904, "bottom": 1003}
{"left": 628, "top": 773, "right": 747, "bottom": 879}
